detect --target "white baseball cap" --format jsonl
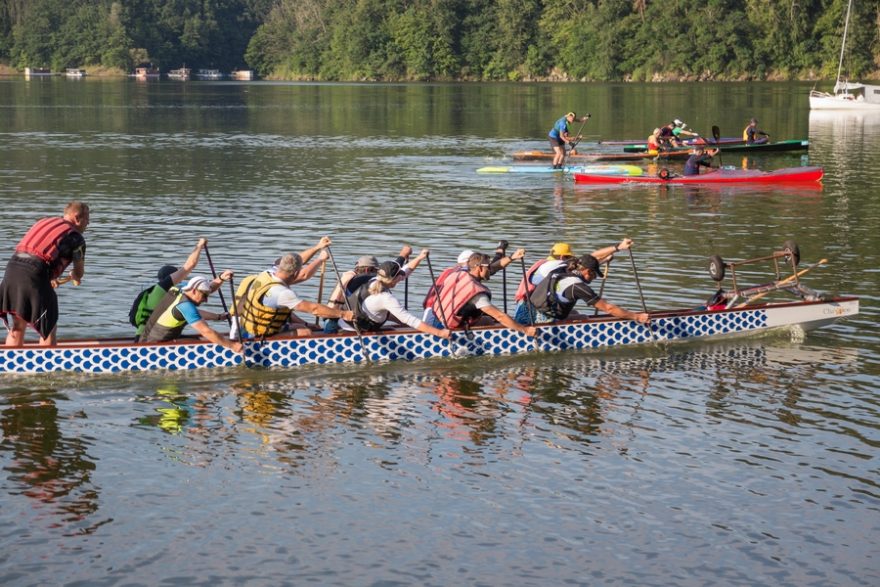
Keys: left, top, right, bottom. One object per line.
{"left": 457, "top": 249, "right": 475, "bottom": 264}
{"left": 182, "top": 275, "right": 212, "bottom": 293}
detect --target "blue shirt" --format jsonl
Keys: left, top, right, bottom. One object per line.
{"left": 174, "top": 298, "right": 205, "bottom": 325}
{"left": 548, "top": 116, "right": 570, "bottom": 140}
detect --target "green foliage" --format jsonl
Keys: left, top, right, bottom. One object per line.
{"left": 0, "top": 0, "right": 877, "bottom": 80}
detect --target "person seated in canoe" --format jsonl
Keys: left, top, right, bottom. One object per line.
{"left": 428, "top": 252, "right": 537, "bottom": 338}
{"left": 683, "top": 140, "right": 719, "bottom": 176}
{"left": 422, "top": 242, "right": 526, "bottom": 326}
{"left": 140, "top": 275, "right": 243, "bottom": 353}
{"left": 129, "top": 238, "right": 224, "bottom": 342}
{"left": 647, "top": 128, "right": 664, "bottom": 154}
{"left": 671, "top": 119, "right": 700, "bottom": 143}
{"left": 341, "top": 256, "right": 451, "bottom": 339}
{"left": 233, "top": 253, "right": 354, "bottom": 340}
{"left": 549, "top": 111, "right": 589, "bottom": 169}
{"left": 324, "top": 244, "right": 414, "bottom": 333}
{"left": 0, "top": 201, "right": 90, "bottom": 347}
{"left": 514, "top": 239, "right": 635, "bottom": 324}
{"left": 516, "top": 254, "right": 650, "bottom": 325}
{"left": 743, "top": 118, "right": 770, "bottom": 145}
{"left": 657, "top": 122, "right": 681, "bottom": 148}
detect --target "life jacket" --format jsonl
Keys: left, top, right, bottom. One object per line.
{"left": 422, "top": 265, "right": 460, "bottom": 308}
{"left": 345, "top": 281, "right": 386, "bottom": 332}
{"left": 15, "top": 217, "right": 79, "bottom": 278}
{"left": 237, "top": 278, "right": 293, "bottom": 338}
{"left": 742, "top": 126, "right": 750, "bottom": 141}
{"left": 129, "top": 283, "right": 169, "bottom": 330}
{"left": 431, "top": 270, "right": 490, "bottom": 329}
{"left": 231, "top": 271, "right": 273, "bottom": 316}
{"left": 141, "top": 288, "right": 187, "bottom": 342}
{"left": 529, "top": 269, "right": 582, "bottom": 320}
{"left": 514, "top": 260, "right": 546, "bottom": 302}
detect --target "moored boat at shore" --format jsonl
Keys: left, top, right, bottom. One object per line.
{"left": 195, "top": 69, "right": 223, "bottom": 80}
{"left": 168, "top": 67, "right": 191, "bottom": 81}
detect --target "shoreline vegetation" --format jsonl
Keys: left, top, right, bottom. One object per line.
{"left": 1, "top": 0, "right": 878, "bottom": 83}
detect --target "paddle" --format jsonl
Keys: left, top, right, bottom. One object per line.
{"left": 627, "top": 248, "right": 655, "bottom": 342}
{"left": 568, "top": 114, "right": 590, "bottom": 155}
{"left": 203, "top": 243, "right": 232, "bottom": 325}
{"left": 519, "top": 257, "right": 540, "bottom": 351}
{"left": 593, "top": 261, "right": 610, "bottom": 317}
{"left": 497, "top": 240, "right": 509, "bottom": 313}
{"left": 326, "top": 246, "right": 371, "bottom": 364}
{"left": 712, "top": 125, "right": 723, "bottom": 167}
{"left": 314, "top": 259, "right": 326, "bottom": 326}
{"left": 424, "top": 252, "right": 459, "bottom": 355}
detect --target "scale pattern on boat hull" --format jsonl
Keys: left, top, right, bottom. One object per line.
{"left": 0, "top": 305, "right": 791, "bottom": 374}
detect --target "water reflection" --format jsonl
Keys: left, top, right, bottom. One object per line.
{"left": 0, "top": 388, "right": 104, "bottom": 534}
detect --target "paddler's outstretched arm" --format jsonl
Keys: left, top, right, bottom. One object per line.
{"left": 593, "top": 299, "right": 649, "bottom": 324}
{"left": 482, "top": 304, "right": 537, "bottom": 337}
{"left": 593, "top": 238, "right": 633, "bottom": 264}
{"left": 295, "top": 249, "right": 329, "bottom": 283}
{"left": 191, "top": 319, "right": 243, "bottom": 353}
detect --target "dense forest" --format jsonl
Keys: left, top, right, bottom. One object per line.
{"left": 1, "top": 0, "right": 878, "bottom": 81}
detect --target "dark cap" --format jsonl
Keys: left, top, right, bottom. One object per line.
{"left": 378, "top": 260, "right": 400, "bottom": 279}
{"left": 157, "top": 265, "right": 178, "bottom": 281}
{"left": 577, "top": 254, "right": 601, "bottom": 275}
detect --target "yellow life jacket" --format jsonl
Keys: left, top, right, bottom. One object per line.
{"left": 237, "top": 277, "right": 293, "bottom": 338}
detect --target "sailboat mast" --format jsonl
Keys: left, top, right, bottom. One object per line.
{"left": 836, "top": 0, "right": 853, "bottom": 87}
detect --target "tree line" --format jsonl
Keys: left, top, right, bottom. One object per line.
{"left": 1, "top": 0, "right": 877, "bottom": 81}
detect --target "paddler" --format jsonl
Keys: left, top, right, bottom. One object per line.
{"left": 140, "top": 275, "right": 243, "bottom": 353}
{"left": 429, "top": 252, "right": 537, "bottom": 338}
{"left": 516, "top": 254, "right": 650, "bottom": 325}
{"left": 324, "top": 245, "right": 414, "bottom": 333}
{"left": 514, "top": 240, "right": 634, "bottom": 324}
{"left": 0, "top": 201, "right": 89, "bottom": 346}
{"left": 233, "top": 253, "right": 354, "bottom": 339}
{"left": 549, "top": 111, "right": 590, "bottom": 169}
{"left": 341, "top": 256, "right": 450, "bottom": 339}
{"left": 671, "top": 119, "right": 700, "bottom": 143}
{"left": 129, "top": 238, "right": 229, "bottom": 342}
{"left": 743, "top": 117, "right": 770, "bottom": 144}
{"left": 683, "top": 139, "right": 718, "bottom": 176}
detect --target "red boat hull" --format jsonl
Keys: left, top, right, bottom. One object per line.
{"left": 573, "top": 166, "right": 824, "bottom": 185}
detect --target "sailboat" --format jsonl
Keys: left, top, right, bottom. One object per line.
{"left": 809, "top": 0, "right": 880, "bottom": 110}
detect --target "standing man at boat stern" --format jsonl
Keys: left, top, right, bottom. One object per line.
{"left": 0, "top": 201, "right": 89, "bottom": 346}
{"left": 549, "top": 112, "right": 590, "bottom": 169}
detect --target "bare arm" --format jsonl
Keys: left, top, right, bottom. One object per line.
{"left": 171, "top": 238, "right": 206, "bottom": 284}
{"left": 295, "top": 249, "right": 328, "bottom": 283}
{"left": 299, "top": 236, "right": 332, "bottom": 265}
{"left": 295, "top": 300, "right": 353, "bottom": 321}
{"left": 192, "top": 319, "right": 243, "bottom": 353}
{"left": 593, "top": 238, "right": 633, "bottom": 264}
{"left": 482, "top": 304, "right": 537, "bottom": 337}
{"left": 416, "top": 322, "right": 451, "bottom": 339}
{"left": 593, "top": 299, "right": 650, "bottom": 324}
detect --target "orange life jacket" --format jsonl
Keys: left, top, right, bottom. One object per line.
{"left": 422, "top": 265, "right": 461, "bottom": 309}
{"left": 514, "top": 259, "right": 547, "bottom": 302}
{"left": 15, "top": 217, "right": 79, "bottom": 278}
{"left": 431, "top": 270, "right": 490, "bottom": 329}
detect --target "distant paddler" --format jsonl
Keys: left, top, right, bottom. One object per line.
{"left": 549, "top": 111, "right": 590, "bottom": 169}
{"left": 743, "top": 117, "right": 770, "bottom": 145}
{"left": 141, "top": 275, "right": 243, "bottom": 353}
{"left": 683, "top": 139, "right": 719, "bottom": 176}
{"left": 0, "top": 201, "right": 89, "bottom": 346}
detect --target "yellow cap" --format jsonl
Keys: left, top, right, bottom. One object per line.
{"left": 549, "top": 242, "right": 574, "bottom": 258}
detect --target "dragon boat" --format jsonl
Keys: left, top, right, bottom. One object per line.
{"left": 0, "top": 242, "right": 857, "bottom": 375}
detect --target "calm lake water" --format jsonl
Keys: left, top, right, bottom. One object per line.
{"left": 0, "top": 78, "right": 878, "bottom": 586}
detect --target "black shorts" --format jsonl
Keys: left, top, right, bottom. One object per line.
{"left": 0, "top": 255, "right": 57, "bottom": 338}
{"left": 549, "top": 137, "right": 565, "bottom": 149}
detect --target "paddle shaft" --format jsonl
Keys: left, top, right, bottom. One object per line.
{"left": 519, "top": 257, "right": 535, "bottom": 327}
{"left": 326, "top": 246, "right": 371, "bottom": 364}
{"left": 203, "top": 243, "right": 232, "bottom": 325}
{"left": 712, "top": 125, "right": 723, "bottom": 166}
{"left": 314, "top": 260, "right": 327, "bottom": 326}
{"left": 593, "top": 261, "right": 610, "bottom": 316}
{"left": 628, "top": 248, "right": 655, "bottom": 341}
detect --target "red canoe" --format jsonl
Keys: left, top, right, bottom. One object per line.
{"left": 573, "top": 166, "right": 824, "bottom": 185}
